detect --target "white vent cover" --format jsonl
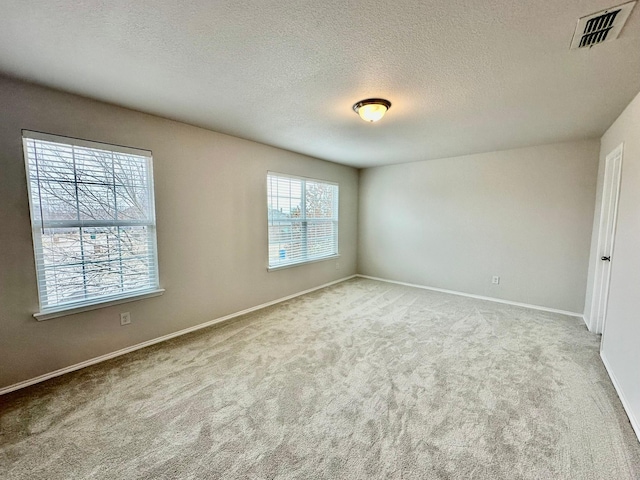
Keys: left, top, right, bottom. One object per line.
{"left": 570, "top": 1, "right": 636, "bottom": 49}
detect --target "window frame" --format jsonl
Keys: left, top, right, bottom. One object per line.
{"left": 22, "top": 130, "right": 163, "bottom": 320}
{"left": 266, "top": 172, "right": 339, "bottom": 271}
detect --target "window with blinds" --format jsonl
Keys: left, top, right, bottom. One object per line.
{"left": 267, "top": 172, "right": 339, "bottom": 269}
{"left": 22, "top": 131, "right": 160, "bottom": 316}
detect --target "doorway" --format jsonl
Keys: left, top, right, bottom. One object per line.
{"left": 589, "top": 143, "right": 623, "bottom": 335}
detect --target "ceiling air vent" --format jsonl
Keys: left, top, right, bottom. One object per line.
{"left": 570, "top": 1, "right": 636, "bottom": 49}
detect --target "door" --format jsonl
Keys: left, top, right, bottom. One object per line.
{"left": 589, "top": 143, "right": 623, "bottom": 335}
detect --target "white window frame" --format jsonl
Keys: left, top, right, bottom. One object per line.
{"left": 22, "top": 131, "right": 163, "bottom": 320}
{"left": 267, "top": 172, "right": 339, "bottom": 270}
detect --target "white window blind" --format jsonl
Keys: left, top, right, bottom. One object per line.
{"left": 22, "top": 131, "right": 160, "bottom": 315}
{"left": 267, "top": 172, "right": 339, "bottom": 268}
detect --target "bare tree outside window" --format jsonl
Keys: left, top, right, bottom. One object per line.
{"left": 267, "top": 173, "right": 338, "bottom": 268}
{"left": 23, "top": 133, "right": 159, "bottom": 311}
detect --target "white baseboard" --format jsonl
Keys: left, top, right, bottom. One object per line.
{"left": 0, "top": 275, "right": 357, "bottom": 396}
{"left": 600, "top": 351, "right": 640, "bottom": 443}
{"left": 357, "top": 274, "right": 584, "bottom": 318}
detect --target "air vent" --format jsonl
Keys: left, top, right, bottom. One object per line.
{"left": 570, "top": 1, "right": 636, "bottom": 49}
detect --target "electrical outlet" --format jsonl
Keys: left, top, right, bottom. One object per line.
{"left": 120, "top": 312, "right": 131, "bottom": 326}
{"left": 492, "top": 276, "right": 500, "bottom": 285}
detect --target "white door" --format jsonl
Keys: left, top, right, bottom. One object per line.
{"left": 589, "top": 143, "right": 623, "bottom": 335}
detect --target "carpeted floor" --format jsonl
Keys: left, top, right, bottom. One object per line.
{"left": 1, "top": 278, "right": 639, "bottom": 479}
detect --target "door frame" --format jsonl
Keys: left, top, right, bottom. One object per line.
{"left": 589, "top": 143, "right": 623, "bottom": 335}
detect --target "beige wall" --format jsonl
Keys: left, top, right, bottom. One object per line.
{"left": 358, "top": 141, "right": 599, "bottom": 313}
{"left": 592, "top": 90, "right": 640, "bottom": 436}
{"left": 0, "top": 76, "right": 358, "bottom": 389}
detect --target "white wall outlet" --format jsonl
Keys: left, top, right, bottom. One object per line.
{"left": 120, "top": 312, "right": 131, "bottom": 325}
{"left": 492, "top": 276, "right": 500, "bottom": 285}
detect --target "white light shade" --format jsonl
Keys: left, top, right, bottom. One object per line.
{"left": 353, "top": 98, "right": 392, "bottom": 123}
{"left": 358, "top": 103, "right": 388, "bottom": 122}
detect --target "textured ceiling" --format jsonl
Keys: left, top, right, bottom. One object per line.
{"left": 1, "top": 0, "right": 639, "bottom": 168}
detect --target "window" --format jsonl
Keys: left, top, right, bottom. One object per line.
{"left": 267, "top": 172, "right": 339, "bottom": 269}
{"left": 22, "top": 131, "right": 161, "bottom": 318}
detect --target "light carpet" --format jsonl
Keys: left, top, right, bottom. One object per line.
{"left": 1, "top": 278, "right": 639, "bottom": 479}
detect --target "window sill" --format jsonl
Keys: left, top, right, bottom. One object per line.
{"left": 267, "top": 254, "right": 340, "bottom": 272}
{"left": 33, "top": 288, "right": 165, "bottom": 321}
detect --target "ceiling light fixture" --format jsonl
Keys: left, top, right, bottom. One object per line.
{"left": 352, "top": 98, "right": 391, "bottom": 123}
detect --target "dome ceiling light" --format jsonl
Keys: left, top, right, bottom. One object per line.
{"left": 352, "top": 98, "right": 391, "bottom": 123}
